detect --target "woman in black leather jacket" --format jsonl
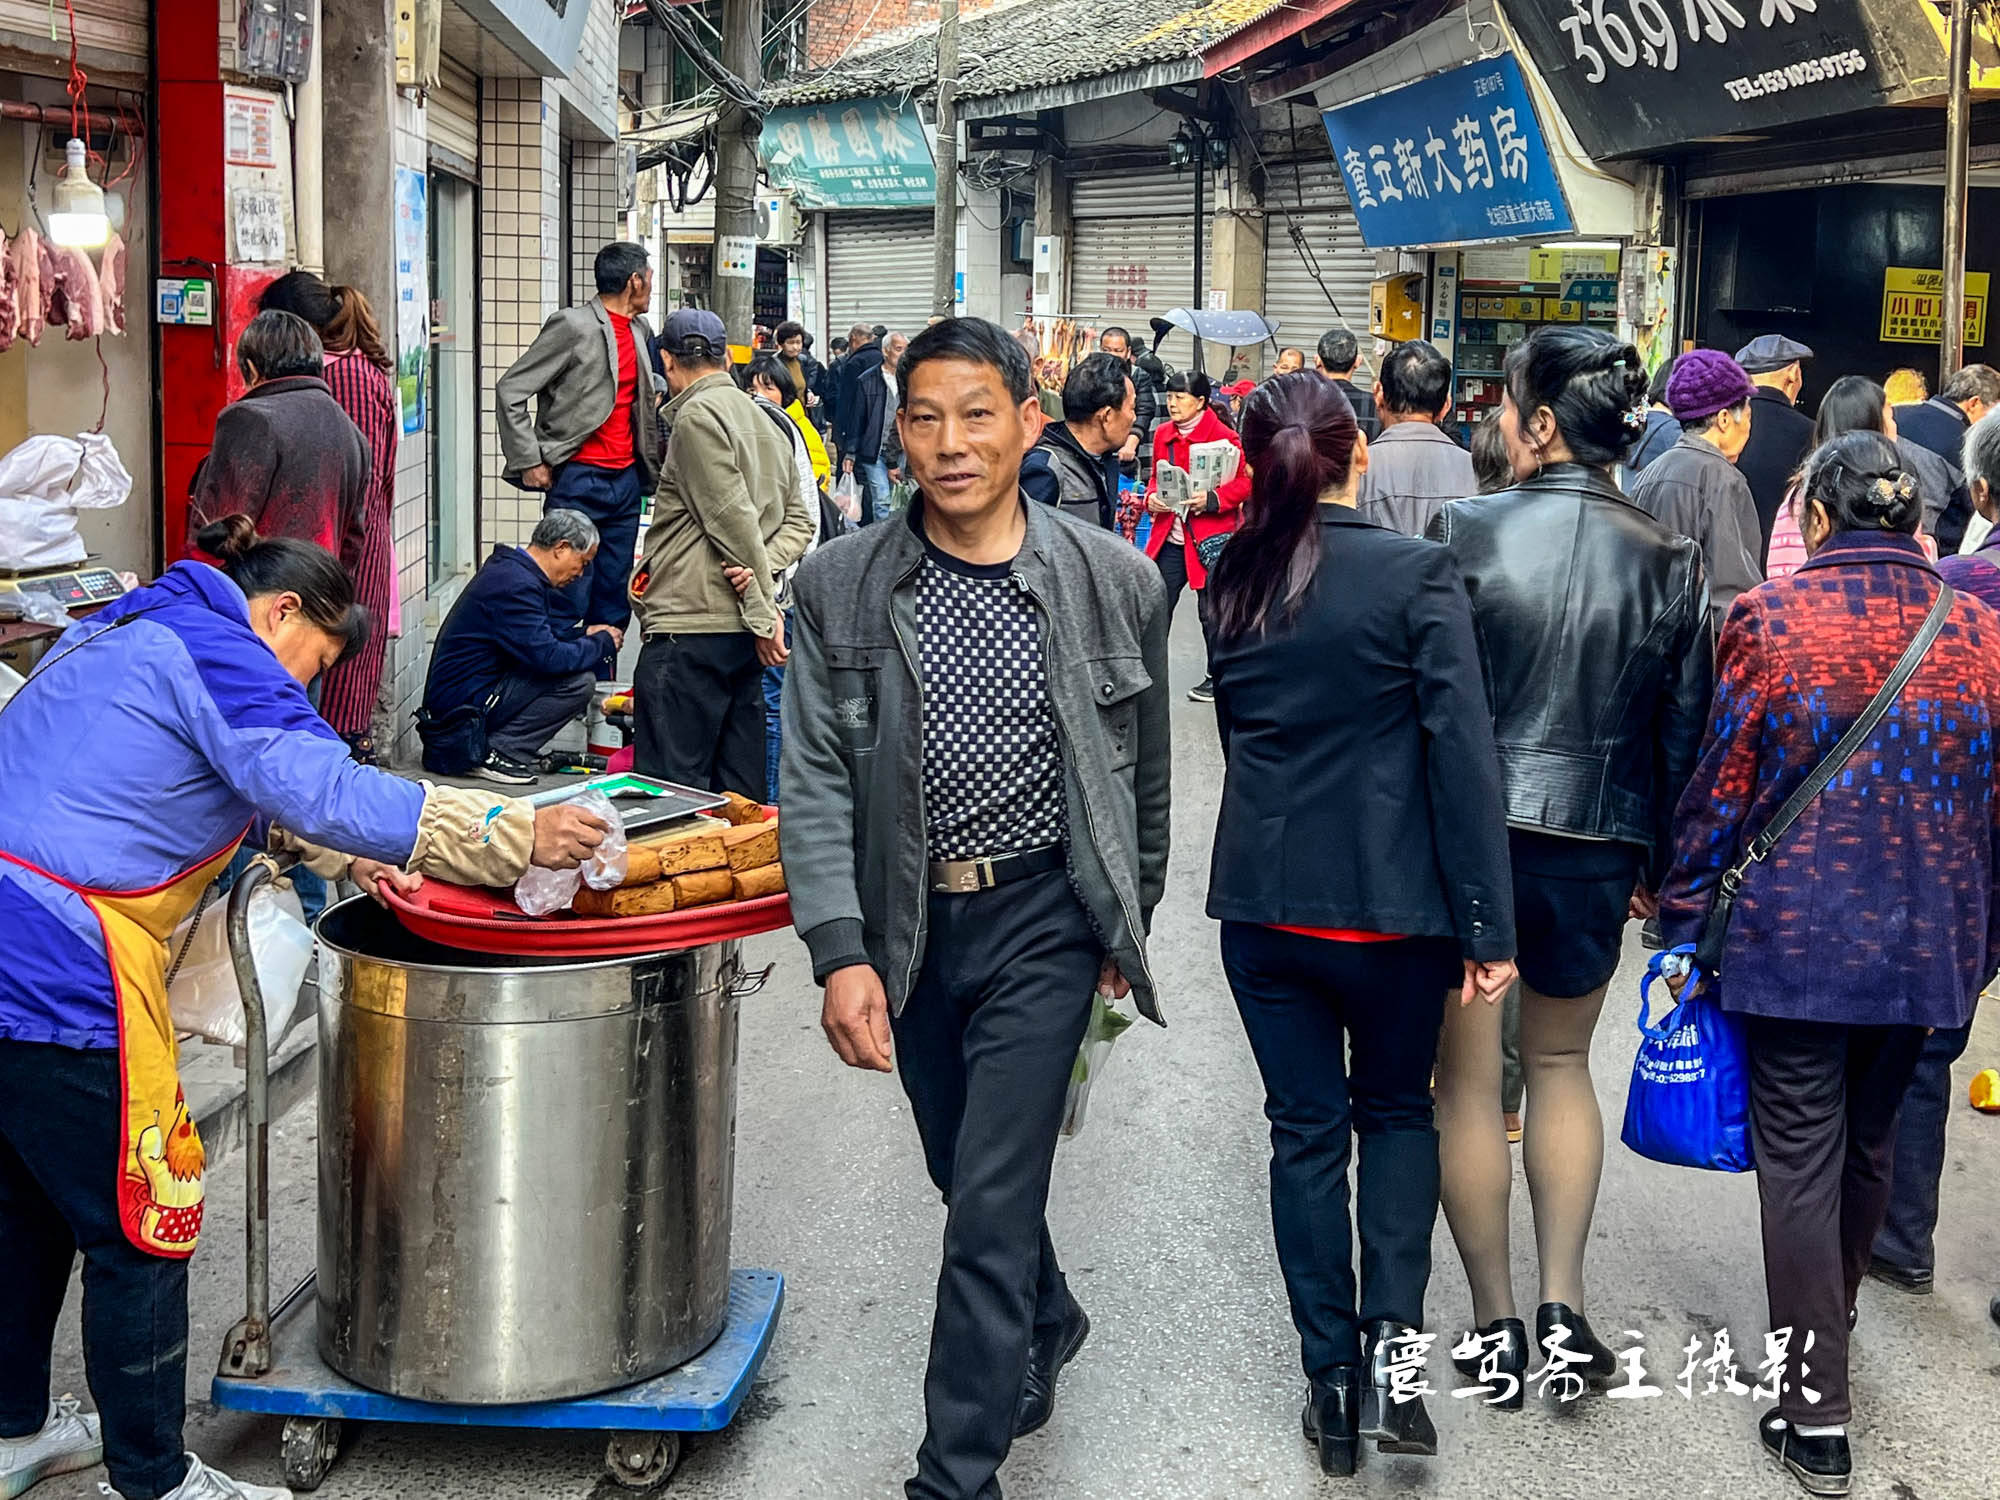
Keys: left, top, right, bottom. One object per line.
{"left": 1424, "top": 325, "right": 1714, "bottom": 1398}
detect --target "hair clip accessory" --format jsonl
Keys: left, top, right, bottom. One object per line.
{"left": 1619, "top": 404, "right": 1648, "bottom": 434}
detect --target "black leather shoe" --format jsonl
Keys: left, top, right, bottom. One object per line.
{"left": 1358, "top": 1320, "right": 1437, "bottom": 1455}
{"left": 1760, "top": 1410, "right": 1852, "bottom": 1496}
{"left": 1533, "top": 1303, "right": 1619, "bottom": 1388}
{"left": 1300, "top": 1366, "right": 1361, "bottom": 1476}
{"left": 1990, "top": 1293, "right": 2000, "bottom": 1330}
{"left": 1449, "top": 1317, "right": 1527, "bottom": 1410}
{"left": 1866, "top": 1254, "right": 1934, "bottom": 1294}
{"left": 1013, "top": 1297, "right": 1090, "bottom": 1438}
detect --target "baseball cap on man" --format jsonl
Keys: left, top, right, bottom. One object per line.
{"left": 1733, "top": 334, "right": 1814, "bottom": 374}
{"left": 661, "top": 307, "right": 727, "bottom": 357}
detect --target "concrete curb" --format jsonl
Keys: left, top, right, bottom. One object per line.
{"left": 191, "top": 1021, "right": 318, "bottom": 1162}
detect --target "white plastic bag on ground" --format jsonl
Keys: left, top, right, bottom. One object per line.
{"left": 0, "top": 432, "right": 132, "bottom": 569}
{"left": 166, "top": 881, "right": 312, "bottom": 1048}
{"left": 514, "top": 787, "right": 627, "bottom": 913}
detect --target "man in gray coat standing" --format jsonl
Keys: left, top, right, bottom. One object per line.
{"left": 1354, "top": 340, "right": 1475, "bottom": 537}
{"left": 495, "top": 242, "right": 664, "bottom": 637}
{"left": 1629, "top": 349, "right": 1762, "bottom": 643}
{"left": 780, "top": 317, "right": 1170, "bottom": 1500}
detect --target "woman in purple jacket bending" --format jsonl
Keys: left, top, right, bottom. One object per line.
{"left": 1657, "top": 429, "right": 2000, "bottom": 1499}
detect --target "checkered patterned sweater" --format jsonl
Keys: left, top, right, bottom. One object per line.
{"left": 1659, "top": 532, "right": 2000, "bottom": 1029}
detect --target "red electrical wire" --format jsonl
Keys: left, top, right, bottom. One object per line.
{"left": 61, "top": 0, "right": 101, "bottom": 172}
{"left": 92, "top": 335, "right": 108, "bottom": 433}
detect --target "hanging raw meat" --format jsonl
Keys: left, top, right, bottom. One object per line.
{"left": 12, "top": 228, "right": 43, "bottom": 346}
{"left": 51, "top": 245, "right": 103, "bottom": 339}
{"left": 0, "top": 226, "right": 16, "bottom": 352}
{"left": 97, "top": 232, "right": 125, "bottom": 336}
{"left": 39, "top": 237, "right": 63, "bottom": 327}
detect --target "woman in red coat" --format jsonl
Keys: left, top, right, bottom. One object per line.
{"left": 1143, "top": 370, "right": 1249, "bottom": 701}
{"left": 261, "top": 271, "right": 400, "bottom": 762}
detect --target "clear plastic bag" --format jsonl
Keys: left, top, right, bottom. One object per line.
{"left": 1060, "top": 991, "right": 1136, "bottom": 1139}
{"left": 513, "top": 787, "right": 627, "bottom": 913}
{"left": 831, "top": 471, "right": 861, "bottom": 523}
{"left": 166, "top": 881, "right": 313, "bottom": 1048}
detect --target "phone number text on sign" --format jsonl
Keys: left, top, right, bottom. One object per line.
{"left": 1723, "top": 47, "right": 1868, "bottom": 99}
{"left": 1557, "top": 0, "right": 1827, "bottom": 85}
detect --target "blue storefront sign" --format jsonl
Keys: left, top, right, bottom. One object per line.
{"left": 1319, "top": 56, "right": 1574, "bottom": 250}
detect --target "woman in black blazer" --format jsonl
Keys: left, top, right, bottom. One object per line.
{"left": 1205, "top": 372, "right": 1518, "bottom": 1476}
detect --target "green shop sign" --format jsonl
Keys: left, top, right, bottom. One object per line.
{"left": 759, "top": 96, "right": 936, "bottom": 210}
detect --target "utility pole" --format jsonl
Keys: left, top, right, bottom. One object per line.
{"left": 931, "top": 0, "right": 960, "bottom": 318}
{"left": 713, "top": 0, "right": 764, "bottom": 347}
{"left": 1943, "top": 0, "right": 1973, "bottom": 379}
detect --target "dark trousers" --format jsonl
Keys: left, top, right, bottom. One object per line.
{"left": 1219, "top": 924, "right": 1456, "bottom": 1379}
{"left": 1872, "top": 1020, "right": 1975, "bottom": 1272}
{"left": 1154, "top": 537, "right": 1213, "bottom": 652}
{"left": 486, "top": 668, "right": 596, "bottom": 764}
{"left": 1745, "top": 1014, "right": 1926, "bottom": 1424}
{"left": 633, "top": 632, "right": 767, "bottom": 801}
{"left": 0, "top": 1042, "right": 191, "bottom": 1500}
{"left": 890, "top": 870, "right": 1102, "bottom": 1500}
{"left": 546, "top": 461, "right": 645, "bottom": 636}
{"left": 761, "top": 618, "right": 790, "bottom": 805}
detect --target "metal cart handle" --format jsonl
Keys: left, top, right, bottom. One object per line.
{"left": 217, "top": 849, "right": 302, "bottom": 1381}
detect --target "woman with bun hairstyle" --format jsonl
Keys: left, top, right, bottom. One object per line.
{"left": 0, "top": 519, "right": 609, "bottom": 1500}
{"left": 1426, "top": 325, "right": 1713, "bottom": 1397}
{"left": 259, "top": 271, "right": 400, "bottom": 760}
{"left": 1656, "top": 430, "right": 2000, "bottom": 1498}
{"left": 1206, "top": 371, "right": 1517, "bottom": 1474}
{"left": 1143, "top": 368, "right": 1248, "bottom": 702}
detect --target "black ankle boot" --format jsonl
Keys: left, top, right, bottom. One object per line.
{"left": 1449, "top": 1316, "right": 1528, "bottom": 1410}
{"left": 1300, "top": 1366, "right": 1361, "bottom": 1476}
{"left": 1359, "top": 1320, "right": 1438, "bottom": 1455}
{"left": 1534, "top": 1302, "right": 1619, "bottom": 1388}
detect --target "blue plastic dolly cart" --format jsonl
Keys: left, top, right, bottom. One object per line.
{"left": 206, "top": 858, "right": 784, "bottom": 1493}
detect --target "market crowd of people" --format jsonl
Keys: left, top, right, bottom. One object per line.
{"left": 2, "top": 233, "right": 1997, "bottom": 1500}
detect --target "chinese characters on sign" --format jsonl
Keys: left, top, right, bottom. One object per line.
{"left": 1319, "top": 56, "right": 1574, "bottom": 250}
{"left": 758, "top": 96, "right": 936, "bottom": 211}
{"left": 1880, "top": 266, "right": 1990, "bottom": 348}
{"left": 1507, "top": 0, "right": 1900, "bottom": 157}
{"left": 1104, "top": 264, "right": 1150, "bottom": 312}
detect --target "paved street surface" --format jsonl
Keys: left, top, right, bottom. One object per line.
{"left": 40, "top": 611, "right": 2000, "bottom": 1500}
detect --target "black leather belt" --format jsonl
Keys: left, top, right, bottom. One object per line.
{"left": 927, "top": 844, "right": 1065, "bottom": 894}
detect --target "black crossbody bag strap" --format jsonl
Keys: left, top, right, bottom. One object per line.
{"left": 1697, "top": 582, "right": 1955, "bottom": 971}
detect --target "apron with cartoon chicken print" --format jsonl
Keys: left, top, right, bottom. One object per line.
{"left": 76, "top": 838, "right": 245, "bottom": 1257}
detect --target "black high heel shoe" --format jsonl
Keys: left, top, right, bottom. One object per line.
{"left": 1534, "top": 1302, "right": 1620, "bottom": 1387}
{"left": 1300, "top": 1365, "right": 1361, "bottom": 1476}
{"left": 1449, "top": 1316, "right": 1528, "bottom": 1410}
{"left": 1359, "top": 1320, "right": 1438, "bottom": 1454}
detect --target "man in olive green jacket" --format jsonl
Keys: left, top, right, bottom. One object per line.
{"left": 633, "top": 309, "right": 815, "bottom": 798}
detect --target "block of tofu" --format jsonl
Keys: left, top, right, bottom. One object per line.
{"left": 732, "top": 864, "right": 787, "bottom": 901}
{"left": 670, "top": 868, "right": 736, "bottom": 908}
{"left": 632, "top": 827, "right": 727, "bottom": 879}
{"left": 716, "top": 792, "right": 768, "bottom": 826}
{"left": 574, "top": 881, "right": 678, "bottom": 918}
{"left": 621, "top": 845, "right": 664, "bottom": 886}
{"left": 721, "top": 822, "right": 779, "bottom": 872}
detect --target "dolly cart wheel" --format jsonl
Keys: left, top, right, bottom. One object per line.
{"left": 604, "top": 1431, "right": 681, "bottom": 1491}
{"left": 280, "top": 1416, "right": 342, "bottom": 1491}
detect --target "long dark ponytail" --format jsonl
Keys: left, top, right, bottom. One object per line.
{"left": 1207, "top": 371, "right": 1359, "bottom": 640}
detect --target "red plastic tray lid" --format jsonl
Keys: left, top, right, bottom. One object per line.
{"left": 382, "top": 878, "right": 793, "bottom": 958}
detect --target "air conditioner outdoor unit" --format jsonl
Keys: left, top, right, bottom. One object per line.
{"left": 756, "top": 192, "right": 800, "bottom": 245}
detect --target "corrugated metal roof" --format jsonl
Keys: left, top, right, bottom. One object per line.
{"left": 769, "top": 0, "right": 1289, "bottom": 108}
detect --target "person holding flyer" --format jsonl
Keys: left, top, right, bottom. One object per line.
{"left": 1141, "top": 370, "right": 1247, "bottom": 703}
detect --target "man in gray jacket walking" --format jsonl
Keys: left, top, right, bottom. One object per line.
{"left": 495, "top": 242, "right": 664, "bottom": 636}
{"left": 1628, "top": 349, "right": 1762, "bottom": 643}
{"left": 779, "top": 317, "right": 1170, "bottom": 1500}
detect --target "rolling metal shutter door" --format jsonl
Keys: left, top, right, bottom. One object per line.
{"left": 1262, "top": 157, "right": 1378, "bottom": 382}
{"left": 825, "top": 213, "right": 935, "bottom": 338}
{"left": 429, "top": 56, "right": 479, "bottom": 170}
{"left": 1068, "top": 171, "right": 1195, "bottom": 328}
{"left": 0, "top": 0, "right": 144, "bottom": 70}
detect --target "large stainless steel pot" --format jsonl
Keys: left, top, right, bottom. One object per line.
{"left": 313, "top": 898, "right": 742, "bottom": 1405}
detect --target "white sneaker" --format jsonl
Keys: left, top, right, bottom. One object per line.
{"left": 159, "top": 1453, "right": 292, "bottom": 1500}
{"left": 0, "top": 1396, "right": 103, "bottom": 1500}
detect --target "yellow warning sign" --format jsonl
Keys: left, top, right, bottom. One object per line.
{"left": 1881, "top": 266, "right": 1988, "bottom": 347}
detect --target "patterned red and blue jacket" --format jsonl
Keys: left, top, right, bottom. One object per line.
{"left": 1659, "top": 531, "right": 2000, "bottom": 1030}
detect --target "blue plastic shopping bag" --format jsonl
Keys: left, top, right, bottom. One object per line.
{"left": 1620, "top": 946, "right": 1755, "bottom": 1173}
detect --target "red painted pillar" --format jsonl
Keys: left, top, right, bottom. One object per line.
{"left": 155, "top": 7, "right": 229, "bottom": 564}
